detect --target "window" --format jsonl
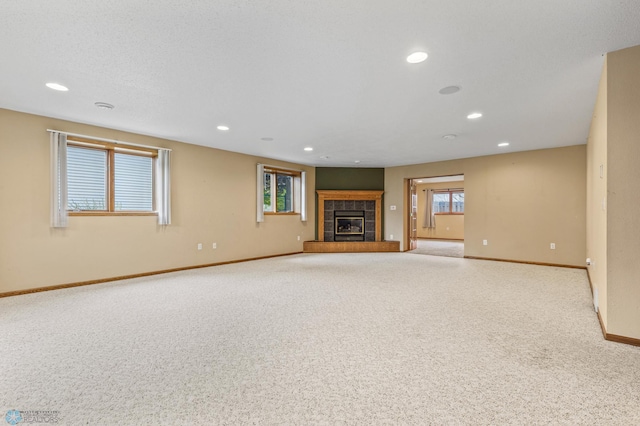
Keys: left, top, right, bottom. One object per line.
{"left": 263, "top": 167, "right": 300, "bottom": 214}
{"left": 66, "top": 139, "right": 155, "bottom": 214}
{"left": 433, "top": 190, "right": 464, "bottom": 214}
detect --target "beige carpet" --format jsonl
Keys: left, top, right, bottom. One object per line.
{"left": 409, "top": 239, "right": 464, "bottom": 258}
{"left": 2, "top": 253, "right": 639, "bottom": 425}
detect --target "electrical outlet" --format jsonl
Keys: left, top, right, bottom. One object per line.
{"left": 297, "top": 236, "right": 300, "bottom": 241}
{"left": 212, "top": 243, "right": 217, "bottom": 249}
{"left": 550, "top": 243, "right": 556, "bottom": 250}
{"left": 197, "top": 243, "right": 202, "bottom": 250}
{"left": 390, "top": 234, "right": 394, "bottom": 240}
{"left": 483, "top": 240, "right": 488, "bottom": 246}
{"left": 390, "top": 205, "right": 397, "bottom": 211}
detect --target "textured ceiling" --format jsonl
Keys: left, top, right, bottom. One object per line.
{"left": 1, "top": 1, "right": 640, "bottom": 167}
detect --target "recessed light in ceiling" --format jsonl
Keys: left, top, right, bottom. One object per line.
{"left": 442, "top": 134, "right": 457, "bottom": 140}
{"left": 304, "top": 147, "right": 313, "bottom": 151}
{"left": 406, "top": 52, "right": 428, "bottom": 64}
{"left": 261, "top": 137, "right": 274, "bottom": 141}
{"left": 439, "top": 86, "right": 461, "bottom": 95}
{"left": 354, "top": 160, "right": 361, "bottom": 164}
{"left": 498, "top": 142, "right": 510, "bottom": 147}
{"left": 46, "top": 82, "right": 68, "bottom": 91}
{"left": 320, "top": 155, "right": 330, "bottom": 160}
{"left": 467, "top": 113, "right": 483, "bottom": 119}
{"left": 217, "top": 125, "right": 230, "bottom": 131}
{"left": 94, "top": 102, "right": 114, "bottom": 110}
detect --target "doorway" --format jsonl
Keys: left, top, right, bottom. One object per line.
{"left": 406, "top": 174, "right": 465, "bottom": 258}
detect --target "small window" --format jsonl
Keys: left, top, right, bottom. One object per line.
{"left": 67, "top": 140, "right": 156, "bottom": 214}
{"left": 263, "top": 168, "right": 300, "bottom": 214}
{"left": 433, "top": 190, "right": 464, "bottom": 214}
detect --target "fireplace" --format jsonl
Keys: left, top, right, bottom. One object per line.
{"left": 334, "top": 211, "right": 365, "bottom": 241}
{"left": 316, "top": 190, "right": 383, "bottom": 242}
{"left": 306, "top": 190, "right": 400, "bottom": 252}
{"left": 322, "top": 201, "right": 376, "bottom": 242}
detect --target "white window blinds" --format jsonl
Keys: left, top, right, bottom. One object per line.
{"left": 114, "top": 153, "right": 153, "bottom": 211}
{"left": 67, "top": 146, "right": 107, "bottom": 211}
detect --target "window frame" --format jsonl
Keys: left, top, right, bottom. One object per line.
{"left": 433, "top": 189, "right": 465, "bottom": 215}
{"left": 263, "top": 167, "right": 301, "bottom": 216}
{"left": 66, "top": 137, "right": 158, "bottom": 217}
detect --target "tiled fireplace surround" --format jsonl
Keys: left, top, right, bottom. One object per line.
{"left": 323, "top": 200, "right": 376, "bottom": 242}
{"left": 316, "top": 190, "right": 383, "bottom": 242}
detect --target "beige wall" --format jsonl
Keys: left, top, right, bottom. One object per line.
{"left": 386, "top": 146, "right": 586, "bottom": 266}
{"left": 416, "top": 181, "right": 465, "bottom": 240}
{"left": 605, "top": 46, "right": 640, "bottom": 339}
{"left": 586, "top": 59, "right": 608, "bottom": 327}
{"left": 0, "top": 109, "right": 315, "bottom": 293}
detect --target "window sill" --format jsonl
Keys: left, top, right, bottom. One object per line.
{"left": 68, "top": 212, "right": 158, "bottom": 217}
{"left": 264, "top": 212, "right": 300, "bottom": 216}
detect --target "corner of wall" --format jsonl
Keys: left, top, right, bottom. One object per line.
{"left": 586, "top": 57, "right": 608, "bottom": 329}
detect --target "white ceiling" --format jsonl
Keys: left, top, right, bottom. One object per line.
{"left": 2, "top": 1, "right": 640, "bottom": 167}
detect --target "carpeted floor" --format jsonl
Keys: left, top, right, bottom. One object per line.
{"left": 2, "top": 253, "right": 639, "bottom": 425}
{"left": 409, "top": 239, "right": 464, "bottom": 258}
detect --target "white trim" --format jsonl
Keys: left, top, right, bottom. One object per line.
{"left": 300, "top": 171, "right": 307, "bottom": 222}
{"left": 50, "top": 132, "right": 68, "bottom": 227}
{"left": 156, "top": 149, "right": 172, "bottom": 225}
{"left": 258, "top": 162, "right": 302, "bottom": 173}
{"left": 47, "top": 129, "right": 171, "bottom": 152}
{"left": 257, "top": 164, "right": 265, "bottom": 222}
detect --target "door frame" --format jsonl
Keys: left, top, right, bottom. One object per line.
{"left": 404, "top": 174, "right": 466, "bottom": 252}
{"left": 407, "top": 179, "right": 418, "bottom": 251}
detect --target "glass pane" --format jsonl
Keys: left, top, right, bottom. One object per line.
{"left": 67, "top": 146, "right": 107, "bottom": 211}
{"left": 452, "top": 192, "right": 464, "bottom": 212}
{"left": 276, "top": 174, "right": 293, "bottom": 212}
{"left": 114, "top": 153, "right": 153, "bottom": 211}
{"left": 263, "top": 172, "right": 273, "bottom": 212}
{"left": 432, "top": 193, "right": 450, "bottom": 214}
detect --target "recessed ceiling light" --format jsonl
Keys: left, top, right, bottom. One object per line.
{"left": 354, "top": 160, "right": 361, "bottom": 164}
{"left": 406, "top": 52, "right": 428, "bottom": 64}
{"left": 261, "top": 137, "right": 274, "bottom": 141}
{"left": 94, "top": 102, "right": 114, "bottom": 110}
{"left": 217, "top": 125, "right": 229, "bottom": 131}
{"left": 439, "top": 86, "right": 461, "bottom": 95}
{"left": 442, "top": 134, "right": 457, "bottom": 140}
{"left": 498, "top": 142, "right": 510, "bottom": 147}
{"left": 320, "top": 155, "right": 330, "bottom": 160}
{"left": 46, "top": 82, "right": 68, "bottom": 91}
{"left": 304, "top": 147, "right": 313, "bottom": 152}
{"left": 467, "top": 113, "right": 483, "bottom": 119}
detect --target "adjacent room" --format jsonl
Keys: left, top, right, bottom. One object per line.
{"left": 408, "top": 174, "right": 465, "bottom": 258}
{"left": 2, "top": 1, "right": 640, "bottom": 424}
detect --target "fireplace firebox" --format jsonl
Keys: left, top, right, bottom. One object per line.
{"left": 334, "top": 210, "right": 365, "bottom": 241}
{"left": 336, "top": 218, "right": 364, "bottom": 234}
